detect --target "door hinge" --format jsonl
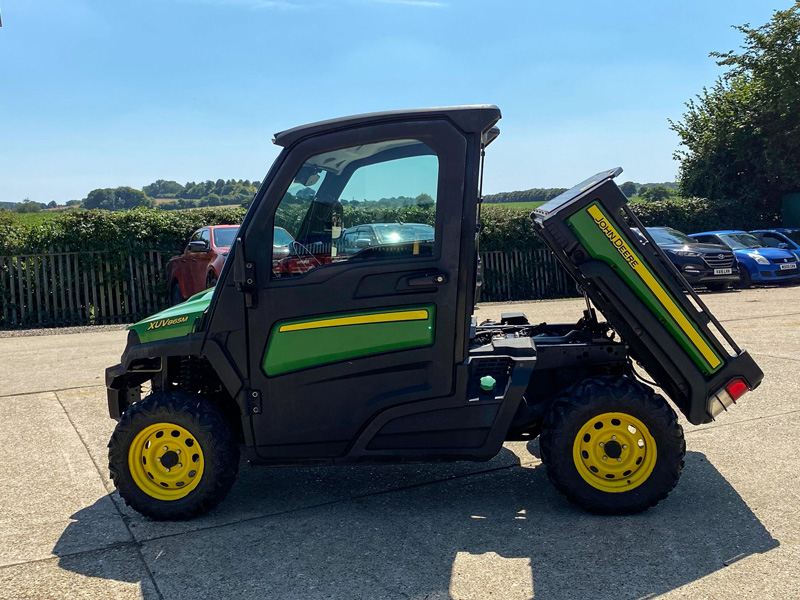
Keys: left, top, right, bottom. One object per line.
{"left": 233, "top": 237, "right": 258, "bottom": 308}
{"left": 245, "top": 389, "right": 262, "bottom": 415}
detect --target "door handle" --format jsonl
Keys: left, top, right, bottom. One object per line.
{"left": 407, "top": 272, "right": 448, "bottom": 287}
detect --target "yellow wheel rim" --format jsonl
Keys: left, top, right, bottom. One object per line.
{"left": 128, "top": 423, "right": 204, "bottom": 500}
{"left": 573, "top": 412, "right": 657, "bottom": 492}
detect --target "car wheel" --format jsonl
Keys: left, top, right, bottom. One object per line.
{"left": 206, "top": 271, "right": 218, "bottom": 289}
{"left": 706, "top": 282, "right": 730, "bottom": 292}
{"left": 539, "top": 376, "right": 685, "bottom": 515}
{"left": 108, "top": 391, "right": 240, "bottom": 520}
{"left": 736, "top": 267, "right": 752, "bottom": 289}
{"left": 170, "top": 282, "right": 184, "bottom": 306}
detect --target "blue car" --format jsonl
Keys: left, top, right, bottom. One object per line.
{"left": 749, "top": 229, "right": 800, "bottom": 262}
{"left": 689, "top": 230, "right": 800, "bottom": 288}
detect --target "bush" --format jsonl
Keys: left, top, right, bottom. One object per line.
{"left": 0, "top": 207, "right": 246, "bottom": 256}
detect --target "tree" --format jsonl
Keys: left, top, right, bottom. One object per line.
{"left": 670, "top": 3, "right": 800, "bottom": 218}
{"left": 65, "top": 199, "right": 83, "bottom": 207}
{"left": 639, "top": 185, "right": 673, "bottom": 202}
{"left": 84, "top": 187, "right": 154, "bottom": 210}
{"left": 415, "top": 193, "right": 435, "bottom": 208}
{"left": 619, "top": 181, "right": 638, "bottom": 198}
{"left": 143, "top": 179, "right": 184, "bottom": 198}
{"left": 15, "top": 198, "right": 42, "bottom": 213}
{"left": 47, "top": 201, "right": 58, "bottom": 209}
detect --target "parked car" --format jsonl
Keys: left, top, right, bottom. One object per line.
{"left": 169, "top": 225, "right": 293, "bottom": 304}
{"left": 749, "top": 229, "right": 800, "bottom": 262}
{"left": 636, "top": 226, "right": 739, "bottom": 291}
{"left": 337, "top": 223, "right": 435, "bottom": 257}
{"left": 689, "top": 230, "right": 800, "bottom": 288}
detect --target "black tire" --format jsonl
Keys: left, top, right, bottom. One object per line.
{"left": 539, "top": 376, "right": 685, "bottom": 515}
{"left": 737, "top": 267, "right": 752, "bottom": 289}
{"left": 170, "top": 281, "right": 184, "bottom": 306}
{"left": 206, "top": 271, "right": 218, "bottom": 289}
{"left": 705, "top": 282, "right": 730, "bottom": 292}
{"left": 108, "top": 391, "right": 239, "bottom": 520}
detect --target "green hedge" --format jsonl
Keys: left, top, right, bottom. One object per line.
{"left": 0, "top": 196, "right": 781, "bottom": 257}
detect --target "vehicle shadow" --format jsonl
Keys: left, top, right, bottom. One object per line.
{"left": 53, "top": 450, "right": 778, "bottom": 600}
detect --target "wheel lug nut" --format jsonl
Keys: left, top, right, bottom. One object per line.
{"left": 599, "top": 442, "right": 604, "bottom": 447}
{"left": 177, "top": 463, "right": 182, "bottom": 468}
{"left": 617, "top": 458, "right": 622, "bottom": 462}
{"left": 156, "top": 457, "right": 161, "bottom": 462}
{"left": 611, "top": 435, "right": 616, "bottom": 440}
{"left": 165, "top": 467, "right": 170, "bottom": 472}
{"left": 163, "top": 446, "right": 168, "bottom": 451}
{"left": 623, "top": 445, "right": 627, "bottom": 450}
{"left": 176, "top": 450, "right": 181, "bottom": 454}
{"left": 602, "top": 456, "right": 608, "bottom": 460}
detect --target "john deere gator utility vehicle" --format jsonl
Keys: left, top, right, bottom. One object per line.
{"left": 106, "top": 106, "right": 763, "bottom": 520}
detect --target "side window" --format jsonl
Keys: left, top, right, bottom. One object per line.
{"left": 761, "top": 234, "right": 781, "bottom": 248}
{"left": 200, "top": 229, "right": 211, "bottom": 245}
{"left": 186, "top": 230, "right": 203, "bottom": 253}
{"left": 272, "top": 139, "right": 439, "bottom": 278}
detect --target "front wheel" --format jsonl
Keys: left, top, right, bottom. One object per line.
{"left": 108, "top": 392, "right": 240, "bottom": 520}
{"left": 736, "top": 267, "right": 752, "bottom": 289}
{"left": 539, "top": 377, "right": 685, "bottom": 515}
{"left": 206, "top": 271, "right": 218, "bottom": 289}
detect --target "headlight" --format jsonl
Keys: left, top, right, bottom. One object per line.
{"left": 748, "top": 253, "right": 770, "bottom": 265}
{"left": 668, "top": 249, "right": 701, "bottom": 257}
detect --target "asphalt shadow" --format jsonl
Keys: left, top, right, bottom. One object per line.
{"left": 53, "top": 450, "right": 778, "bottom": 600}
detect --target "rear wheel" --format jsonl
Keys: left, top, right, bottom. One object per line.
{"left": 539, "top": 376, "right": 685, "bottom": 514}
{"left": 108, "top": 391, "right": 239, "bottom": 520}
{"left": 206, "top": 271, "right": 218, "bottom": 289}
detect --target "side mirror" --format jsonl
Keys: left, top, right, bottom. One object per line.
{"left": 187, "top": 240, "right": 209, "bottom": 253}
{"left": 779, "top": 242, "right": 789, "bottom": 249}
{"left": 354, "top": 238, "right": 372, "bottom": 249}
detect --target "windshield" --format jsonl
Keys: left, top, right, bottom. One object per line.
{"left": 273, "top": 227, "right": 294, "bottom": 247}
{"left": 374, "top": 224, "right": 434, "bottom": 244}
{"left": 719, "top": 233, "right": 764, "bottom": 250}
{"left": 212, "top": 227, "right": 238, "bottom": 248}
{"left": 783, "top": 230, "right": 800, "bottom": 245}
{"left": 647, "top": 227, "right": 694, "bottom": 245}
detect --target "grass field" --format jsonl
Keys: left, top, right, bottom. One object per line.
{"left": 10, "top": 212, "right": 61, "bottom": 226}
{"left": 487, "top": 201, "right": 545, "bottom": 210}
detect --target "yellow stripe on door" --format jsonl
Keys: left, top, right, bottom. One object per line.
{"left": 278, "top": 309, "right": 430, "bottom": 333}
{"left": 586, "top": 205, "right": 721, "bottom": 369}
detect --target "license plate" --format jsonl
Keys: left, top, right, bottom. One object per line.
{"left": 714, "top": 268, "right": 733, "bottom": 275}
{"left": 780, "top": 263, "right": 797, "bottom": 270}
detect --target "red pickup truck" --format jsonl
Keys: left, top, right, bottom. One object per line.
{"left": 168, "top": 225, "right": 295, "bottom": 305}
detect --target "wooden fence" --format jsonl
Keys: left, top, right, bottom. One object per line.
{"left": 479, "top": 249, "right": 579, "bottom": 302}
{"left": 0, "top": 247, "right": 577, "bottom": 330}
{"left": 0, "top": 248, "right": 168, "bottom": 329}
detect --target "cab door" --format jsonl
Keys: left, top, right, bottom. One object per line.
{"left": 240, "top": 120, "right": 473, "bottom": 459}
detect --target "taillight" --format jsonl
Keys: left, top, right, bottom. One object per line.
{"left": 725, "top": 378, "right": 749, "bottom": 401}
{"left": 709, "top": 378, "right": 750, "bottom": 418}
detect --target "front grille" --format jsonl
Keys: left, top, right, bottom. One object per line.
{"left": 770, "top": 256, "right": 796, "bottom": 264}
{"left": 775, "top": 268, "right": 798, "bottom": 277}
{"left": 703, "top": 254, "right": 735, "bottom": 268}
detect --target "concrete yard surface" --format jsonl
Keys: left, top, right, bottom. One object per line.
{"left": 0, "top": 286, "right": 798, "bottom": 599}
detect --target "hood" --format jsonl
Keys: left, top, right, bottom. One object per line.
{"left": 659, "top": 242, "right": 732, "bottom": 254}
{"left": 127, "top": 288, "right": 214, "bottom": 343}
{"left": 734, "top": 247, "right": 796, "bottom": 260}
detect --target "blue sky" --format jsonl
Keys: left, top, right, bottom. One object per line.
{"left": 0, "top": 0, "right": 781, "bottom": 204}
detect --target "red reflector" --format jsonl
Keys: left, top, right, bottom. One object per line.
{"left": 725, "top": 378, "right": 749, "bottom": 401}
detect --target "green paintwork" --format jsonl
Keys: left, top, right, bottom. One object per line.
{"left": 127, "top": 288, "right": 213, "bottom": 343}
{"left": 263, "top": 305, "right": 436, "bottom": 376}
{"left": 567, "top": 204, "right": 721, "bottom": 374}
